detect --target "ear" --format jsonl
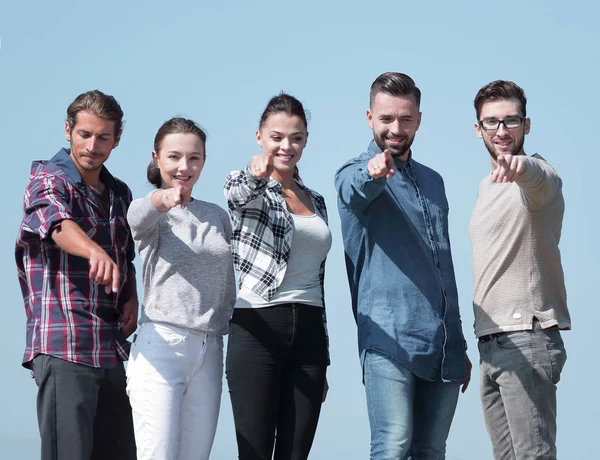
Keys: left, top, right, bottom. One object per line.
{"left": 524, "top": 117, "right": 531, "bottom": 135}
{"left": 304, "top": 131, "right": 309, "bottom": 147}
{"left": 152, "top": 150, "right": 159, "bottom": 166}
{"left": 112, "top": 129, "right": 122, "bottom": 149}
{"left": 366, "top": 109, "right": 373, "bottom": 129}
{"left": 64, "top": 122, "right": 71, "bottom": 142}
{"left": 256, "top": 129, "right": 263, "bottom": 148}
{"left": 415, "top": 112, "right": 422, "bottom": 131}
{"left": 474, "top": 122, "right": 483, "bottom": 139}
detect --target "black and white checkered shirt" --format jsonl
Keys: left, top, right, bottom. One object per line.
{"left": 224, "top": 168, "right": 330, "bottom": 362}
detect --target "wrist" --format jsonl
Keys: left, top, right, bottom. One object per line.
{"left": 151, "top": 189, "right": 169, "bottom": 212}
{"left": 86, "top": 244, "right": 105, "bottom": 261}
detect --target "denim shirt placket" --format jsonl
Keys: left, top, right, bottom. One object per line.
{"left": 403, "top": 162, "right": 450, "bottom": 378}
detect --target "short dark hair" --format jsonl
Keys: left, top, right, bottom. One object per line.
{"left": 370, "top": 72, "right": 421, "bottom": 108}
{"left": 474, "top": 80, "right": 527, "bottom": 120}
{"left": 66, "top": 90, "right": 124, "bottom": 136}
{"left": 258, "top": 92, "right": 308, "bottom": 182}
{"left": 147, "top": 117, "right": 207, "bottom": 188}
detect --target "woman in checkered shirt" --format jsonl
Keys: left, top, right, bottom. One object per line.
{"left": 224, "top": 93, "right": 332, "bottom": 460}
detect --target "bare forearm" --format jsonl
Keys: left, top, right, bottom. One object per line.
{"left": 52, "top": 220, "right": 120, "bottom": 292}
{"left": 51, "top": 219, "right": 103, "bottom": 259}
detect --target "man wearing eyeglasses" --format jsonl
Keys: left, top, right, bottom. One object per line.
{"left": 469, "top": 80, "right": 570, "bottom": 459}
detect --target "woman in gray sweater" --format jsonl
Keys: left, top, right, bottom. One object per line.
{"left": 126, "top": 118, "right": 236, "bottom": 460}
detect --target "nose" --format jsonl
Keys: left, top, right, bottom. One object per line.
{"left": 87, "top": 136, "right": 99, "bottom": 153}
{"left": 496, "top": 123, "right": 509, "bottom": 136}
{"left": 178, "top": 158, "right": 189, "bottom": 172}
{"left": 280, "top": 138, "right": 291, "bottom": 151}
{"left": 388, "top": 120, "right": 402, "bottom": 135}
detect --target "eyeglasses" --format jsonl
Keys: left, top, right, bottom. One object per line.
{"left": 478, "top": 116, "right": 524, "bottom": 131}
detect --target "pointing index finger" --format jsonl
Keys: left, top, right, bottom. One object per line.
{"left": 111, "top": 264, "right": 120, "bottom": 294}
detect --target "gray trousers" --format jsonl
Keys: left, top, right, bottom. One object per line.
{"left": 32, "top": 354, "right": 136, "bottom": 460}
{"left": 478, "top": 320, "right": 567, "bottom": 460}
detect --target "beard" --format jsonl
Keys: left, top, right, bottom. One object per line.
{"left": 483, "top": 135, "right": 525, "bottom": 160}
{"left": 373, "top": 132, "right": 414, "bottom": 158}
{"left": 71, "top": 149, "right": 105, "bottom": 171}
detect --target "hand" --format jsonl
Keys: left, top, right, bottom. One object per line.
{"left": 161, "top": 184, "right": 190, "bottom": 209}
{"left": 120, "top": 296, "right": 138, "bottom": 338}
{"left": 88, "top": 248, "right": 120, "bottom": 294}
{"left": 249, "top": 151, "right": 274, "bottom": 179}
{"left": 367, "top": 149, "right": 396, "bottom": 179}
{"left": 461, "top": 353, "right": 472, "bottom": 394}
{"left": 492, "top": 154, "right": 525, "bottom": 183}
{"left": 322, "top": 377, "right": 329, "bottom": 403}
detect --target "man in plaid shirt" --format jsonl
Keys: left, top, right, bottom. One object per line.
{"left": 15, "top": 90, "right": 138, "bottom": 460}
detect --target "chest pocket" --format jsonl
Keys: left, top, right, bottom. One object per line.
{"left": 113, "top": 216, "right": 131, "bottom": 253}
{"left": 428, "top": 201, "right": 450, "bottom": 251}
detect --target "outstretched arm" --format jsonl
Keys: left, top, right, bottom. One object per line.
{"left": 224, "top": 151, "right": 275, "bottom": 211}
{"left": 491, "top": 154, "right": 562, "bottom": 209}
{"left": 335, "top": 149, "right": 395, "bottom": 212}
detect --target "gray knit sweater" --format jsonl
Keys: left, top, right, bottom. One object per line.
{"left": 469, "top": 154, "right": 571, "bottom": 337}
{"left": 127, "top": 192, "right": 236, "bottom": 336}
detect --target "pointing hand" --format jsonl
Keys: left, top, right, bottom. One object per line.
{"left": 367, "top": 149, "right": 396, "bottom": 179}
{"left": 492, "top": 154, "right": 525, "bottom": 183}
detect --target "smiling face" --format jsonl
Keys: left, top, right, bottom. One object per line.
{"left": 367, "top": 92, "right": 422, "bottom": 159}
{"left": 153, "top": 133, "right": 205, "bottom": 192}
{"left": 256, "top": 112, "right": 308, "bottom": 179}
{"left": 475, "top": 98, "right": 530, "bottom": 161}
{"left": 65, "top": 111, "right": 120, "bottom": 178}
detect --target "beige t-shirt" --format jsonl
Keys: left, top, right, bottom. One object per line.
{"left": 469, "top": 154, "right": 571, "bottom": 337}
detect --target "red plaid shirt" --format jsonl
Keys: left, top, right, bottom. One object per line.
{"left": 16, "top": 149, "right": 135, "bottom": 369}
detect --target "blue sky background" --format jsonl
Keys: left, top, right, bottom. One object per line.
{"left": 1, "top": 1, "right": 598, "bottom": 458}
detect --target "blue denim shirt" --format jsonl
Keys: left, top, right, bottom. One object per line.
{"left": 335, "top": 141, "right": 466, "bottom": 382}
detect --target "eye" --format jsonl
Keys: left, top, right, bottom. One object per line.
{"left": 271, "top": 136, "right": 282, "bottom": 141}
{"left": 168, "top": 154, "right": 178, "bottom": 159}
{"left": 504, "top": 117, "right": 523, "bottom": 128}
{"left": 482, "top": 118, "right": 498, "bottom": 128}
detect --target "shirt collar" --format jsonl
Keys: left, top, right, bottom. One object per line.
{"left": 49, "top": 148, "right": 117, "bottom": 190}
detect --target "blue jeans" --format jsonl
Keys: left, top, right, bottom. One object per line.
{"left": 478, "top": 321, "right": 567, "bottom": 460}
{"left": 364, "top": 350, "right": 460, "bottom": 460}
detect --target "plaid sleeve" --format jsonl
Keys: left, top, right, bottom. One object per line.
{"left": 224, "top": 168, "right": 269, "bottom": 212}
{"left": 21, "top": 175, "right": 73, "bottom": 240}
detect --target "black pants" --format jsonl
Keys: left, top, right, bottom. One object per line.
{"left": 226, "top": 304, "right": 328, "bottom": 460}
{"left": 32, "top": 354, "right": 136, "bottom": 460}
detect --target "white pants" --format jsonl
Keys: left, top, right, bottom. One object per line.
{"left": 126, "top": 322, "right": 223, "bottom": 460}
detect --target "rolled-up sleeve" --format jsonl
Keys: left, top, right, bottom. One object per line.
{"left": 21, "top": 175, "right": 73, "bottom": 239}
